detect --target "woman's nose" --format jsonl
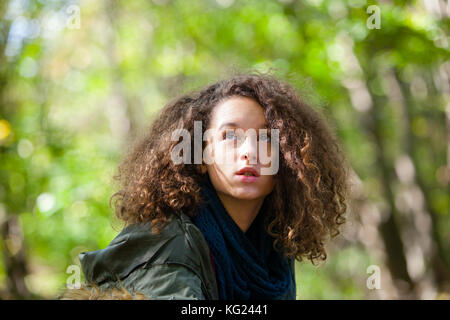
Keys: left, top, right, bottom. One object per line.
{"left": 239, "top": 136, "right": 258, "bottom": 164}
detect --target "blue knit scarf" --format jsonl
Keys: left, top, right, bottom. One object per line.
{"left": 191, "top": 177, "right": 292, "bottom": 300}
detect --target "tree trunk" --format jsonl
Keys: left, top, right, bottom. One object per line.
{"left": 392, "top": 67, "right": 450, "bottom": 290}
{"left": 1, "top": 215, "right": 32, "bottom": 299}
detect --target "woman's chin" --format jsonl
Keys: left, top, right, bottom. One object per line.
{"left": 230, "top": 186, "right": 266, "bottom": 200}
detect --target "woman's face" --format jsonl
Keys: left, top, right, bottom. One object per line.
{"left": 204, "top": 96, "right": 276, "bottom": 200}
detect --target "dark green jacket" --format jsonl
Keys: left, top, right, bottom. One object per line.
{"left": 79, "top": 211, "right": 297, "bottom": 300}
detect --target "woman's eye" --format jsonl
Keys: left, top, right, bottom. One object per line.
{"left": 224, "top": 131, "right": 238, "bottom": 140}
{"left": 259, "top": 134, "right": 271, "bottom": 142}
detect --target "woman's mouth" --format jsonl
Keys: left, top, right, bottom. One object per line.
{"left": 235, "top": 167, "right": 260, "bottom": 182}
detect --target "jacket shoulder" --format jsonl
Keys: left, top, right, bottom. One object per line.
{"left": 79, "top": 213, "right": 197, "bottom": 285}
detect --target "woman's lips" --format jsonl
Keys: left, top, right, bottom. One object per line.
{"left": 235, "top": 167, "right": 260, "bottom": 182}
{"left": 235, "top": 167, "right": 260, "bottom": 176}
{"left": 235, "top": 174, "right": 259, "bottom": 182}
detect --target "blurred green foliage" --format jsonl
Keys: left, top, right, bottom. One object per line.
{"left": 0, "top": 0, "right": 449, "bottom": 299}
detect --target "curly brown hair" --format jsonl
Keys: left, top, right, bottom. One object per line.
{"left": 110, "top": 71, "right": 350, "bottom": 264}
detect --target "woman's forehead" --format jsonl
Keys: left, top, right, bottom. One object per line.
{"left": 210, "top": 96, "right": 268, "bottom": 129}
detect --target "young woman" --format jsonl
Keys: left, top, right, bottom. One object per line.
{"left": 64, "top": 72, "right": 349, "bottom": 300}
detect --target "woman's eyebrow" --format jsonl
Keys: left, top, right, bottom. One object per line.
{"left": 218, "top": 122, "right": 269, "bottom": 130}
{"left": 218, "top": 122, "right": 238, "bottom": 130}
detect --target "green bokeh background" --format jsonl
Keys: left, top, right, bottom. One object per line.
{"left": 0, "top": 0, "right": 449, "bottom": 299}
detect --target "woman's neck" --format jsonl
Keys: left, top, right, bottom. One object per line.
{"left": 216, "top": 192, "right": 265, "bottom": 233}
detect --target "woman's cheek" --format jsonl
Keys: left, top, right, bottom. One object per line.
{"left": 215, "top": 144, "right": 238, "bottom": 166}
